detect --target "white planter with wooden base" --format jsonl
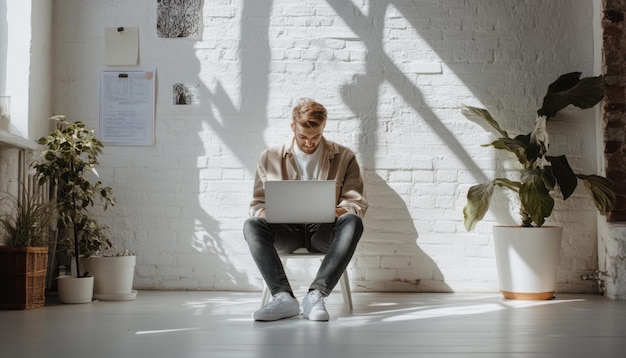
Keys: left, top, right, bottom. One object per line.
{"left": 57, "top": 276, "right": 94, "bottom": 304}
{"left": 493, "top": 226, "right": 563, "bottom": 300}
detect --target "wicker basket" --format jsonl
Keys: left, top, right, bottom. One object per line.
{"left": 0, "top": 246, "right": 49, "bottom": 310}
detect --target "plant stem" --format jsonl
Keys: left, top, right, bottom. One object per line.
{"left": 73, "top": 221, "right": 80, "bottom": 277}
{"left": 70, "top": 160, "right": 81, "bottom": 278}
{"left": 520, "top": 207, "right": 532, "bottom": 227}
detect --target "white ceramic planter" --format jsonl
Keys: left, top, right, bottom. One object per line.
{"left": 57, "top": 276, "right": 94, "bottom": 304}
{"left": 493, "top": 226, "right": 563, "bottom": 300}
{"left": 89, "top": 255, "right": 137, "bottom": 301}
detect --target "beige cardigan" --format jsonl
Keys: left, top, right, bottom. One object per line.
{"left": 249, "top": 137, "right": 368, "bottom": 218}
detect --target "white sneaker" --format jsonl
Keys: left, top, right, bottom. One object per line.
{"left": 302, "top": 290, "right": 329, "bottom": 321}
{"left": 253, "top": 292, "right": 300, "bottom": 321}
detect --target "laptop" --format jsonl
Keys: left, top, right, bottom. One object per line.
{"left": 265, "top": 180, "right": 336, "bottom": 223}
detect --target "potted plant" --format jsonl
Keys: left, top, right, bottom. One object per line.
{"left": 32, "top": 115, "right": 115, "bottom": 304}
{"left": 89, "top": 247, "right": 137, "bottom": 301}
{"left": 0, "top": 184, "right": 56, "bottom": 309}
{"left": 462, "top": 72, "right": 616, "bottom": 299}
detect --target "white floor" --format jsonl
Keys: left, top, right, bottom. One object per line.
{"left": 1, "top": 290, "right": 626, "bottom": 358}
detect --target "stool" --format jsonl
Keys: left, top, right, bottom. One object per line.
{"left": 260, "top": 250, "right": 353, "bottom": 310}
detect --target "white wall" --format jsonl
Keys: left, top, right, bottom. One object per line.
{"left": 0, "top": 0, "right": 52, "bottom": 139}
{"left": 50, "top": 0, "right": 604, "bottom": 293}
{"left": 28, "top": 0, "right": 53, "bottom": 140}
{"left": 2, "top": 0, "right": 32, "bottom": 137}
{"left": 0, "top": 1, "right": 52, "bottom": 239}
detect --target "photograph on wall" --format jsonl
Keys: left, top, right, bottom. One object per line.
{"left": 173, "top": 83, "right": 200, "bottom": 105}
{"left": 157, "top": 0, "right": 202, "bottom": 38}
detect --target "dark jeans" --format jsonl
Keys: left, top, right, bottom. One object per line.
{"left": 243, "top": 213, "right": 364, "bottom": 297}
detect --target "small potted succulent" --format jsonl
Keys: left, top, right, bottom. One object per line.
{"left": 462, "top": 72, "right": 615, "bottom": 299}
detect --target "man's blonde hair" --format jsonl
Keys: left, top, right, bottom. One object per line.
{"left": 292, "top": 98, "right": 327, "bottom": 128}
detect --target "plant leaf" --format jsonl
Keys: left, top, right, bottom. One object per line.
{"left": 545, "top": 155, "right": 577, "bottom": 200}
{"left": 576, "top": 174, "right": 616, "bottom": 215}
{"left": 541, "top": 166, "right": 557, "bottom": 191}
{"left": 463, "top": 182, "right": 495, "bottom": 231}
{"left": 520, "top": 169, "right": 554, "bottom": 226}
{"left": 461, "top": 105, "right": 509, "bottom": 138}
{"left": 494, "top": 178, "right": 522, "bottom": 191}
{"left": 530, "top": 115, "right": 549, "bottom": 158}
{"left": 485, "top": 137, "right": 528, "bottom": 165}
{"left": 538, "top": 72, "right": 606, "bottom": 118}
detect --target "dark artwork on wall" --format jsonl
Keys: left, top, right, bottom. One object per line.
{"left": 157, "top": 0, "right": 202, "bottom": 39}
{"left": 173, "top": 83, "right": 200, "bottom": 105}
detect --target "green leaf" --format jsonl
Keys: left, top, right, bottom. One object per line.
{"left": 545, "top": 155, "right": 577, "bottom": 199}
{"left": 520, "top": 169, "right": 554, "bottom": 227}
{"left": 538, "top": 72, "right": 606, "bottom": 118}
{"left": 494, "top": 177, "right": 522, "bottom": 191}
{"left": 485, "top": 137, "right": 528, "bottom": 165}
{"left": 576, "top": 174, "right": 616, "bottom": 215}
{"left": 541, "top": 166, "right": 557, "bottom": 191}
{"left": 461, "top": 105, "right": 509, "bottom": 138}
{"left": 463, "top": 182, "right": 495, "bottom": 231}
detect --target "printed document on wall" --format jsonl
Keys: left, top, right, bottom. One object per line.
{"left": 99, "top": 67, "right": 155, "bottom": 145}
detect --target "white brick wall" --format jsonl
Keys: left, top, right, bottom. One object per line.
{"left": 50, "top": 0, "right": 602, "bottom": 293}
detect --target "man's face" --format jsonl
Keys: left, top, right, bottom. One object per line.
{"left": 291, "top": 122, "right": 325, "bottom": 155}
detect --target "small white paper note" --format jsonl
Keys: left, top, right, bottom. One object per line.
{"left": 105, "top": 27, "right": 139, "bottom": 66}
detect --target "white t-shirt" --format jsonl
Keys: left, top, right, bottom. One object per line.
{"left": 293, "top": 144, "right": 322, "bottom": 180}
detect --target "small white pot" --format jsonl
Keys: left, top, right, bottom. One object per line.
{"left": 57, "top": 276, "right": 94, "bottom": 304}
{"left": 493, "top": 226, "right": 563, "bottom": 300}
{"left": 89, "top": 255, "right": 137, "bottom": 301}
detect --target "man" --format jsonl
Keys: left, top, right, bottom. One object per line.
{"left": 244, "top": 98, "right": 368, "bottom": 321}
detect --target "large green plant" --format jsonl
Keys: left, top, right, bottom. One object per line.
{"left": 0, "top": 184, "right": 56, "bottom": 247}
{"left": 462, "top": 72, "right": 616, "bottom": 230}
{"left": 32, "top": 115, "right": 115, "bottom": 277}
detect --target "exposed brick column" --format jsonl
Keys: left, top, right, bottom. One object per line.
{"left": 602, "top": 0, "right": 626, "bottom": 221}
